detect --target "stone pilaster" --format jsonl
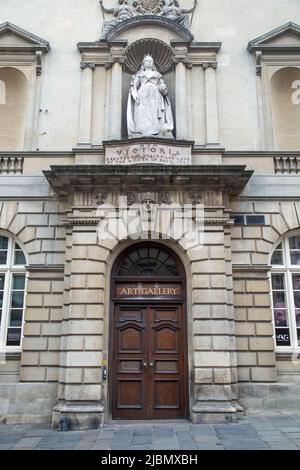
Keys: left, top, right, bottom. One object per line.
{"left": 203, "top": 63, "right": 220, "bottom": 147}
{"left": 108, "top": 53, "right": 123, "bottom": 140}
{"left": 53, "top": 221, "right": 106, "bottom": 430}
{"left": 78, "top": 62, "right": 95, "bottom": 147}
{"left": 190, "top": 202, "right": 241, "bottom": 423}
{"left": 174, "top": 46, "right": 190, "bottom": 140}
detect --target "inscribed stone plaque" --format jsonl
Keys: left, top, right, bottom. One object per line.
{"left": 105, "top": 142, "right": 192, "bottom": 165}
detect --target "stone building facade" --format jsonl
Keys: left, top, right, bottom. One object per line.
{"left": 0, "top": 0, "right": 300, "bottom": 429}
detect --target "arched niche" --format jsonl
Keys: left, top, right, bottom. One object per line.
{"left": 121, "top": 37, "right": 176, "bottom": 139}
{"left": 0, "top": 67, "right": 28, "bottom": 151}
{"left": 271, "top": 67, "right": 300, "bottom": 150}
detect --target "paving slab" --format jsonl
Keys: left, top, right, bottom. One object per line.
{"left": 1, "top": 412, "right": 300, "bottom": 450}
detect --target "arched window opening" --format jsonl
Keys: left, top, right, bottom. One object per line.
{"left": 271, "top": 67, "right": 300, "bottom": 150}
{"left": 0, "top": 234, "right": 27, "bottom": 350}
{"left": 0, "top": 67, "right": 28, "bottom": 151}
{"left": 270, "top": 234, "right": 300, "bottom": 350}
{"left": 0, "top": 80, "right": 6, "bottom": 105}
{"left": 115, "top": 245, "right": 182, "bottom": 277}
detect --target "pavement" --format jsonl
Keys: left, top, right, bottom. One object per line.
{"left": 1, "top": 411, "right": 300, "bottom": 450}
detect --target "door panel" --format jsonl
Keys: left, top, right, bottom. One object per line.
{"left": 112, "top": 305, "right": 148, "bottom": 419}
{"left": 149, "top": 305, "right": 185, "bottom": 419}
{"left": 112, "top": 303, "right": 187, "bottom": 419}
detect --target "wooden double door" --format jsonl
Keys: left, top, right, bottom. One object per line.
{"left": 111, "top": 302, "right": 188, "bottom": 420}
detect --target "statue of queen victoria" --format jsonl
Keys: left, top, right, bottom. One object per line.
{"left": 127, "top": 55, "right": 174, "bottom": 139}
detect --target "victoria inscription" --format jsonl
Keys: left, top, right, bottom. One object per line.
{"left": 105, "top": 141, "right": 192, "bottom": 164}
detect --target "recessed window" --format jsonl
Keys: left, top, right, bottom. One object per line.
{"left": 0, "top": 234, "right": 27, "bottom": 351}
{"left": 230, "top": 215, "right": 245, "bottom": 225}
{"left": 271, "top": 67, "right": 300, "bottom": 150}
{"left": 246, "top": 215, "right": 265, "bottom": 226}
{"left": 271, "top": 234, "right": 300, "bottom": 350}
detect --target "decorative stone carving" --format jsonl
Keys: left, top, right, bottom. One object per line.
{"left": 95, "top": 192, "right": 107, "bottom": 205}
{"left": 123, "top": 38, "right": 174, "bottom": 74}
{"left": 189, "top": 191, "right": 202, "bottom": 205}
{"left": 127, "top": 192, "right": 137, "bottom": 205}
{"left": 202, "top": 62, "right": 218, "bottom": 70}
{"left": 100, "top": 0, "right": 197, "bottom": 37}
{"left": 100, "top": 0, "right": 137, "bottom": 38}
{"left": 140, "top": 191, "right": 157, "bottom": 211}
{"left": 160, "top": 192, "right": 173, "bottom": 205}
{"left": 134, "top": 0, "right": 162, "bottom": 15}
{"left": 80, "top": 62, "right": 96, "bottom": 70}
{"left": 160, "top": 0, "right": 197, "bottom": 29}
{"left": 127, "top": 54, "right": 174, "bottom": 139}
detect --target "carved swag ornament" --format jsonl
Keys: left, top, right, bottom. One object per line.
{"left": 100, "top": 0, "right": 197, "bottom": 37}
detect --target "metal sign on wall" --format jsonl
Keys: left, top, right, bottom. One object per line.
{"left": 115, "top": 283, "right": 183, "bottom": 299}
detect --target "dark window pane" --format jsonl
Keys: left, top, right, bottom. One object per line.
{"left": 230, "top": 215, "right": 244, "bottom": 225}
{"left": 129, "top": 250, "right": 140, "bottom": 263}
{"left": 6, "top": 328, "right": 21, "bottom": 346}
{"left": 14, "top": 251, "right": 26, "bottom": 265}
{"left": 12, "top": 274, "right": 25, "bottom": 290}
{"left": 271, "top": 273, "right": 285, "bottom": 290}
{"left": 271, "top": 250, "right": 283, "bottom": 265}
{"left": 297, "top": 329, "right": 300, "bottom": 346}
{"left": 275, "top": 328, "right": 291, "bottom": 346}
{"left": 9, "top": 309, "right": 23, "bottom": 327}
{"left": 0, "top": 236, "right": 8, "bottom": 250}
{"left": 0, "top": 292, "right": 3, "bottom": 308}
{"left": 295, "top": 309, "right": 300, "bottom": 327}
{"left": 11, "top": 291, "right": 24, "bottom": 309}
{"left": 117, "top": 246, "right": 180, "bottom": 277}
{"left": 0, "top": 274, "right": 4, "bottom": 290}
{"left": 149, "top": 247, "right": 159, "bottom": 259}
{"left": 274, "top": 309, "right": 288, "bottom": 327}
{"left": 0, "top": 251, "right": 7, "bottom": 265}
{"left": 294, "top": 291, "right": 300, "bottom": 308}
{"left": 272, "top": 291, "right": 286, "bottom": 308}
{"left": 157, "top": 250, "right": 168, "bottom": 263}
{"left": 246, "top": 215, "right": 265, "bottom": 225}
{"left": 289, "top": 236, "right": 300, "bottom": 250}
{"left": 138, "top": 248, "right": 147, "bottom": 259}
{"left": 290, "top": 251, "right": 300, "bottom": 265}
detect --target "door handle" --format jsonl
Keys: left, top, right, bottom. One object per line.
{"left": 143, "top": 361, "right": 148, "bottom": 368}
{"left": 149, "top": 360, "right": 155, "bottom": 368}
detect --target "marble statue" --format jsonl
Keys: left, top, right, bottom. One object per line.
{"left": 100, "top": 0, "right": 197, "bottom": 37}
{"left": 127, "top": 55, "right": 174, "bottom": 139}
{"left": 100, "top": 0, "right": 136, "bottom": 37}
{"left": 160, "top": 0, "right": 197, "bottom": 28}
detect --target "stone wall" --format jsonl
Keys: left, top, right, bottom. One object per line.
{"left": 1, "top": 0, "right": 299, "bottom": 151}
{"left": 231, "top": 198, "right": 300, "bottom": 381}
{"left": 0, "top": 198, "right": 66, "bottom": 385}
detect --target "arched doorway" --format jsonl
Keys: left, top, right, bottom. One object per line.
{"left": 109, "top": 242, "right": 188, "bottom": 420}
